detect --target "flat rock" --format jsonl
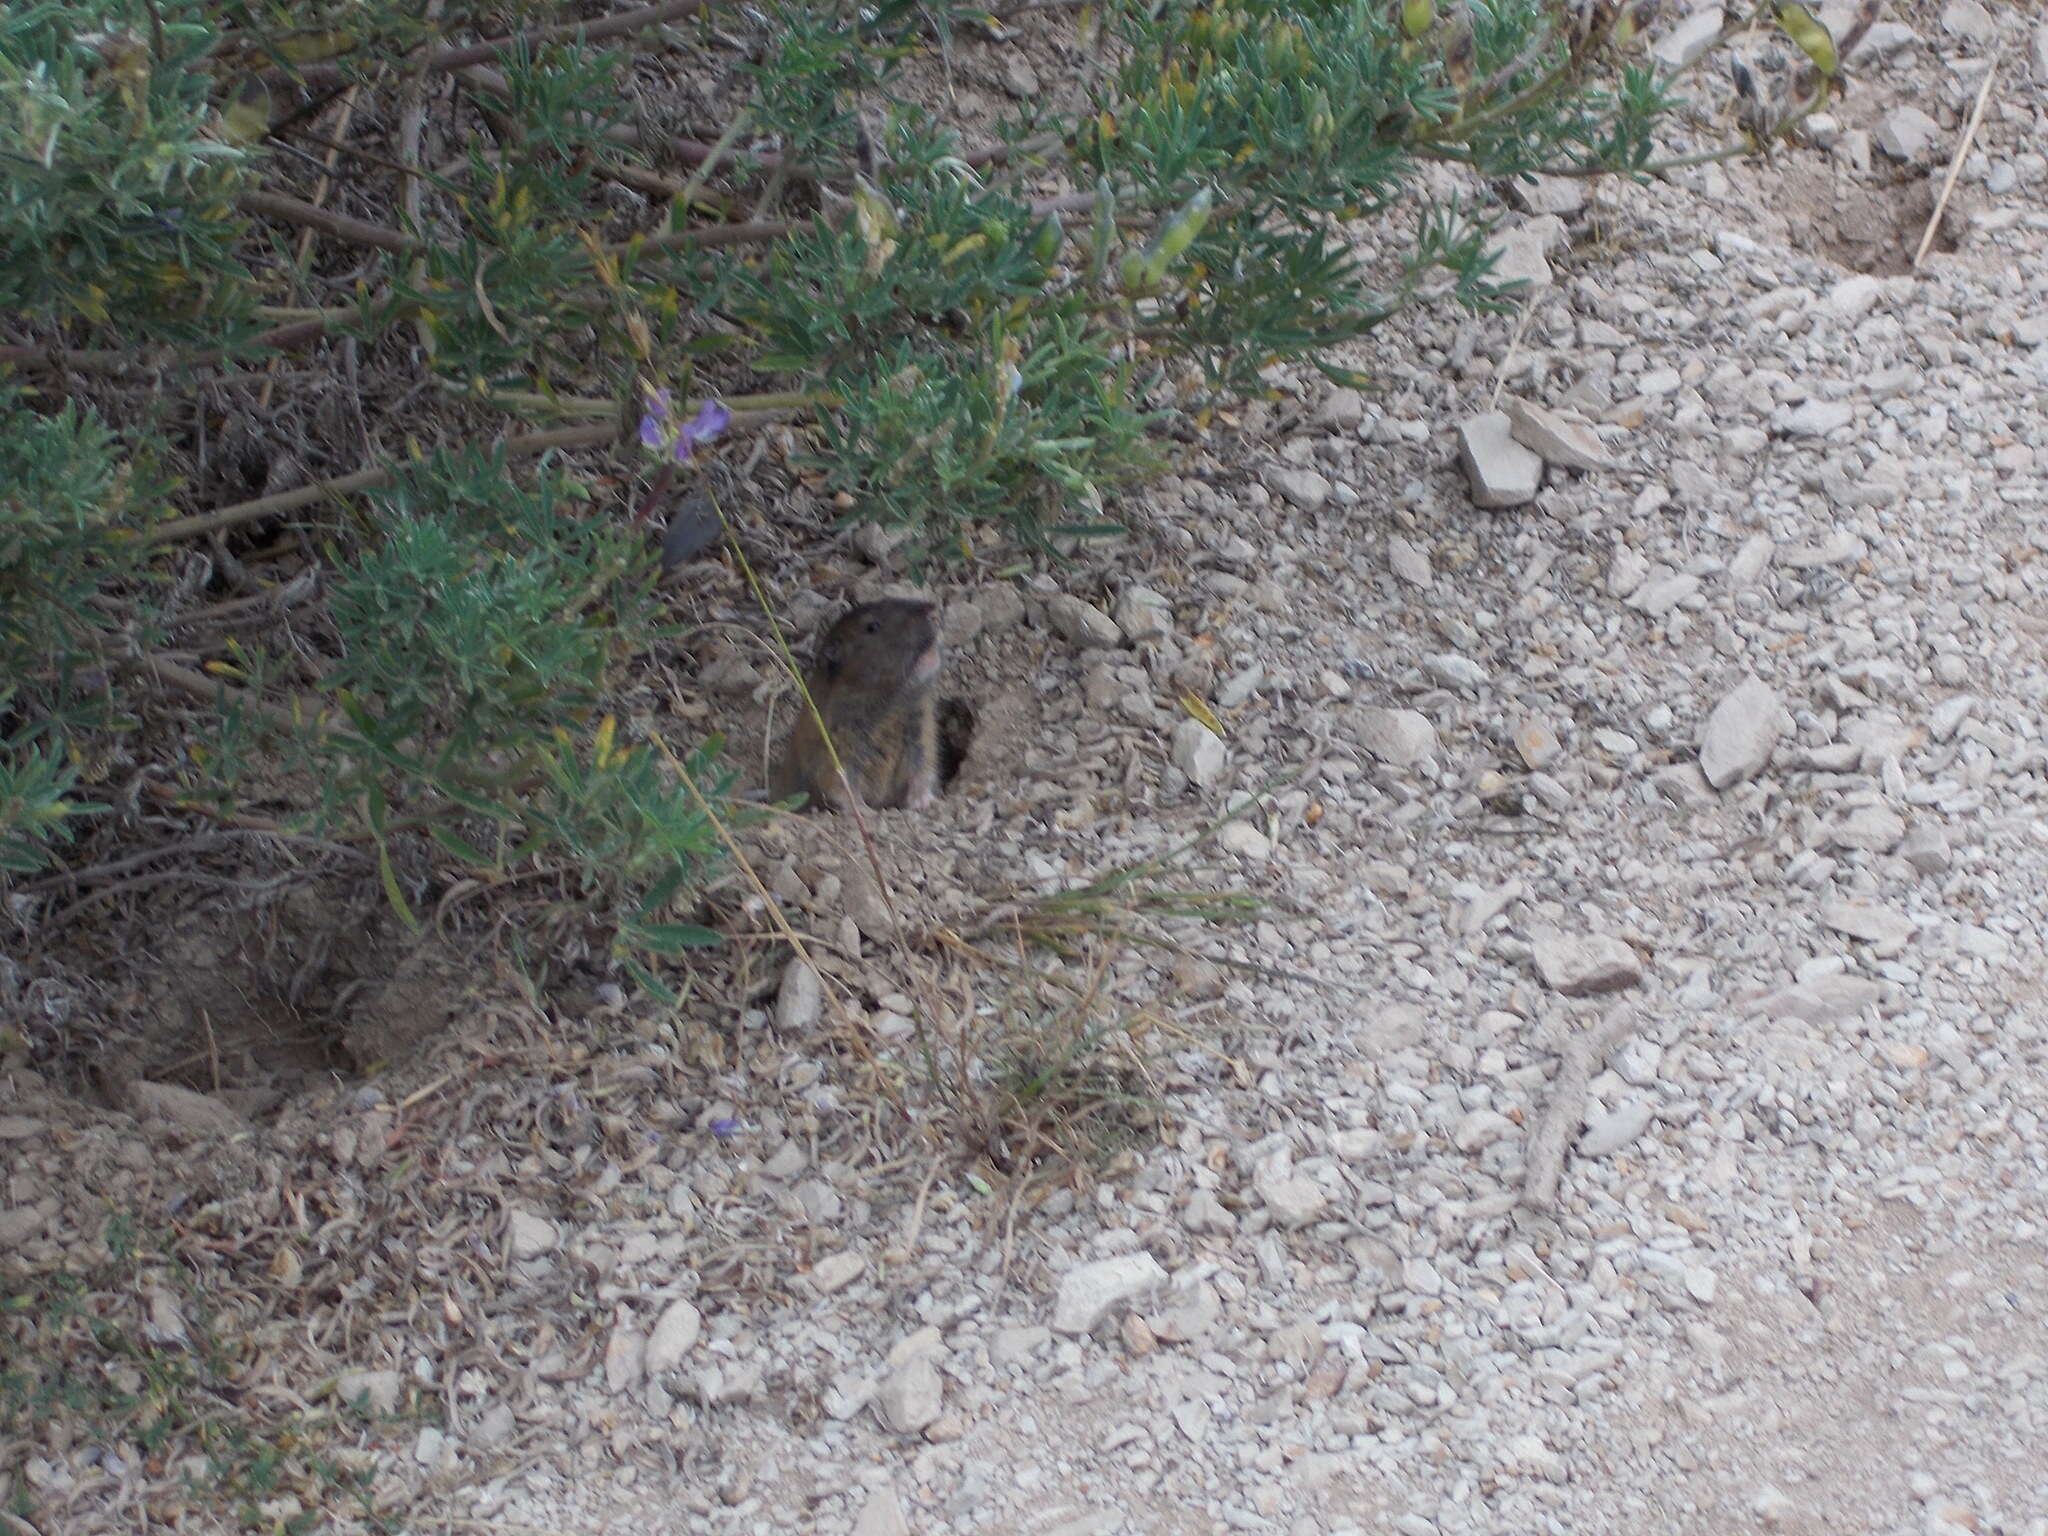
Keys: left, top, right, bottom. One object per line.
{"left": 876, "top": 1354, "right": 943, "bottom": 1434}
{"left": 1458, "top": 412, "right": 1544, "bottom": 508}
{"left": 1171, "top": 718, "right": 1227, "bottom": 789}
{"left": 1515, "top": 716, "right": 1563, "bottom": 770}
{"left": 1579, "top": 1100, "right": 1654, "bottom": 1157}
{"left": 854, "top": 1487, "right": 912, "bottom": 1536}
{"left": 1052, "top": 1252, "right": 1168, "bottom": 1334}
{"left": 1876, "top": 106, "right": 1942, "bottom": 162}
{"left": 1821, "top": 901, "right": 1917, "bottom": 953}
{"left": 1504, "top": 396, "right": 1615, "bottom": 471}
{"left": 646, "top": 1299, "right": 703, "bottom": 1374}
{"left": 1046, "top": 593, "right": 1123, "bottom": 649}
{"left": 1264, "top": 463, "right": 1332, "bottom": 511}
{"left": 1777, "top": 399, "right": 1855, "bottom": 437}
{"left": 507, "top": 1208, "right": 559, "bottom": 1259}
{"left": 1896, "top": 822, "right": 1952, "bottom": 875}
{"left": 1354, "top": 707, "right": 1438, "bottom": 767}
{"left": 1748, "top": 974, "right": 1883, "bottom": 1025}
{"left": 1387, "top": 534, "right": 1434, "bottom": 587}
{"left": 1531, "top": 931, "right": 1643, "bottom": 996}
{"left": 1698, "top": 677, "right": 1785, "bottom": 789}
{"left": 604, "top": 1321, "right": 646, "bottom": 1394}
{"left": 1484, "top": 216, "right": 1566, "bottom": 289}
{"left": 1653, "top": 4, "right": 1723, "bottom": 67}
{"left": 1314, "top": 388, "right": 1366, "bottom": 429}
{"left": 1940, "top": 0, "right": 1996, "bottom": 44}
{"left": 1114, "top": 585, "right": 1173, "bottom": 644}
{"left": 774, "top": 957, "right": 822, "bottom": 1032}
{"left": 1257, "top": 1165, "right": 1328, "bottom": 1228}
{"left": 1823, "top": 805, "right": 1906, "bottom": 853}
{"left": 335, "top": 1369, "right": 403, "bottom": 1416}
{"left": 810, "top": 1250, "right": 866, "bottom": 1294}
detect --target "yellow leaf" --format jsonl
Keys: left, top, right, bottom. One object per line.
{"left": 1774, "top": 3, "right": 1837, "bottom": 77}
{"left": 217, "top": 77, "right": 271, "bottom": 146}
{"left": 275, "top": 31, "right": 357, "bottom": 64}
{"left": 1179, "top": 691, "right": 1224, "bottom": 735}
{"left": 594, "top": 713, "right": 618, "bottom": 769}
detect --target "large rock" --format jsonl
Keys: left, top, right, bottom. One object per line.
{"left": 1458, "top": 413, "right": 1544, "bottom": 508}
{"left": 1052, "top": 1253, "right": 1167, "bottom": 1334}
{"left": 1698, "top": 678, "right": 1785, "bottom": 789}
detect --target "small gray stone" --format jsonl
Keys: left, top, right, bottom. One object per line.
{"left": 1928, "top": 694, "right": 1978, "bottom": 742}
{"left": 1515, "top": 716, "right": 1563, "bottom": 770}
{"left": 990, "top": 1326, "right": 1050, "bottom": 1366}
{"left": 472, "top": 1402, "right": 516, "bottom": 1447}
{"left": 1532, "top": 932, "right": 1643, "bottom": 996}
{"left": 1821, "top": 901, "right": 1917, "bottom": 954}
{"left": 646, "top": 1299, "right": 703, "bottom": 1374}
{"left": 1458, "top": 412, "right": 1544, "bottom": 508}
{"left": 1628, "top": 571, "right": 1702, "bottom": 616}
{"left": 1876, "top": 106, "right": 1942, "bottom": 163}
{"left": 1824, "top": 274, "right": 1886, "bottom": 321}
{"left": 1777, "top": 398, "right": 1856, "bottom": 437}
{"left": 1171, "top": 718, "right": 1227, "bottom": 789}
{"left": 1508, "top": 175, "right": 1586, "bottom": 217}
{"left": 605, "top": 1321, "right": 646, "bottom": 1394}
{"left": 1824, "top": 805, "right": 1907, "bottom": 853}
{"left": 1748, "top": 975, "right": 1883, "bottom": 1025}
{"left": 1114, "top": 585, "right": 1174, "bottom": 644}
{"left": 876, "top": 1355, "right": 943, "bottom": 1434}
{"left": 1896, "top": 822, "right": 1952, "bottom": 875}
{"left": 1354, "top": 707, "right": 1438, "bottom": 767}
{"left": 774, "top": 957, "right": 822, "bottom": 1032}
{"left": 1052, "top": 1252, "right": 1168, "bottom": 1334}
{"left": 414, "top": 1425, "right": 450, "bottom": 1469}
{"left": 1698, "top": 677, "right": 1785, "bottom": 789}
{"left": 1578, "top": 1100, "right": 1655, "bottom": 1157}
{"left": 1452, "top": 1110, "right": 1515, "bottom": 1152}
{"left": 1264, "top": 463, "right": 1333, "bottom": 511}
{"left": 1940, "top": 0, "right": 1996, "bottom": 45}
{"left": 1315, "top": 388, "right": 1366, "bottom": 429}
{"left": 811, "top": 1250, "right": 866, "bottom": 1294}
{"left": 1047, "top": 593, "right": 1123, "bottom": 649}
{"left": 1484, "top": 217, "right": 1566, "bottom": 289}
{"left": 853, "top": 1487, "right": 912, "bottom": 1536}
{"left": 1423, "top": 652, "right": 1489, "bottom": 692}
{"left": 1387, "top": 535, "right": 1434, "bottom": 587}
{"left": 1257, "top": 1165, "right": 1328, "bottom": 1228}
{"left": 1653, "top": 4, "right": 1723, "bottom": 67}
{"left": 507, "top": 1208, "right": 559, "bottom": 1259}
{"left": 976, "top": 584, "right": 1026, "bottom": 632}
{"left": 335, "top": 1369, "right": 403, "bottom": 1417}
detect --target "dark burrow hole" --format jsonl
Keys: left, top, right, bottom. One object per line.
{"left": 937, "top": 696, "right": 976, "bottom": 790}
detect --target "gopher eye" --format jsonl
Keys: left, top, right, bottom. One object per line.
{"left": 865, "top": 619, "right": 881, "bottom": 633}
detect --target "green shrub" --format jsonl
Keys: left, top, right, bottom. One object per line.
{"left": 1, "top": 0, "right": 1846, "bottom": 977}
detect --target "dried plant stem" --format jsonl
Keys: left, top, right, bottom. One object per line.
{"left": 1915, "top": 52, "right": 2000, "bottom": 272}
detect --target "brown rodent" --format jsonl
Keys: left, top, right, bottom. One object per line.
{"left": 771, "top": 598, "right": 943, "bottom": 812}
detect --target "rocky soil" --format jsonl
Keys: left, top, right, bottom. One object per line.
{"left": 6, "top": 4, "right": 2048, "bottom": 1535}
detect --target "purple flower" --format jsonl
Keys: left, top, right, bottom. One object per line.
{"left": 675, "top": 400, "right": 731, "bottom": 462}
{"left": 637, "top": 386, "right": 674, "bottom": 449}
{"left": 709, "top": 1116, "right": 742, "bottom": 1139}
{"left": 638, "top": 387, "right": 730, "bottom": 462}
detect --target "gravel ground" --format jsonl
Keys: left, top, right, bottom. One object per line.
{"left": 6, "top": 6, "right": 2047, "bottom": 1535}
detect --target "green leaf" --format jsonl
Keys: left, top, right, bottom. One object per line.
{"left": 623, "top": 921, "right": 723, "bottom": 954}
